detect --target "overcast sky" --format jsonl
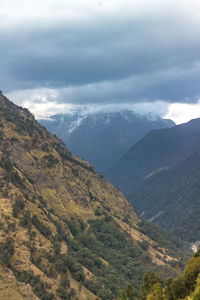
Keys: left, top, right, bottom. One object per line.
{"left": 1, "top": 0, "right": 200, "bottom": 123}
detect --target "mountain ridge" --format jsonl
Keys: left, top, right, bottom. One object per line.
{"left": 108, "top": 118, "right": 200, "bottom": 197}
{"left": 0, "top": 93, "right": 188, "bottom": 300}
{"left": 131, "top": 146, "right": 200, "bottom": 243}
{"left": 108, "top": 116, "right": 200, "bottom": 243}
{"left": 39, "top": 110, "right": 174, "bottom": 174}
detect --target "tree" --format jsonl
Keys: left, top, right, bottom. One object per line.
{"left": 138, "top": 272, "right": 162, "bottom": 300}
{"left": 146, "top": 283, "right": 164, "bottom": 300}
{"left": 121, "top": 284, "right": 134, "bottom": 300}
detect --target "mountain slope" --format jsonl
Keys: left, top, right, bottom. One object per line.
{"left": 0, "top": 93, "right": 189, "bottom": 300}
{"left": 141, "top": 249, "right": 200, "bottom": 300}
{"left": 39, "top": 111, "right": 174, "bottom": 174}
{"left": 131, "top": 148, "right": 200, "bottom": 243}
{"left": 108, "top": 118, "right": 200, "bottom": 197}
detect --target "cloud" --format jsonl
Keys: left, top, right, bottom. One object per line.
{"left": 7, "top": 87, "right": 200, "bottom": 125}
{"left": 1, "top": 0, "right": 200, "bottom": 114}
{"left": 164, "top": 101, "right": 200, "bottom": 124}
{"left": 7, "top": 87, "right": 169, "bottom": 119}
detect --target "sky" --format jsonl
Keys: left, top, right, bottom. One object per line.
{"left": 1, "top": 0, "right": 200, "bottom": 124}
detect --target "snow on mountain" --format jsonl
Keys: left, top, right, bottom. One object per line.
{"left": 39, "top": 110, "right": 174, "bottom": 174}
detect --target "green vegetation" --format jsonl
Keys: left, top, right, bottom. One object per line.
{"left": 13, "top": 269, "right": 54, "bottom": 300}
{"left": 23, "top": 209, "right": 188, "bottom": 299}
{"left": 0, "top": 93, "right": 192, "bottom": 300}
{"left": 42, "top": 154, "right": 59, "bottom": 168}
{"left": 121, "top": 284, "right": 135, "bottom": 300}
{"left": 109, "top": 117, "right": 200, "bottom": 243}
{"left": 62, "top": 216, "right": 183, "bottom": 299}
{"left": 31, "top": 214, "right": 52, "bottom": 237}
{"left": 132, "top": 149, "right": 200, "bottom": 242}
{"left": 137, "top": 219, "right": 190, "bottom": 265}
{"left": 0, "top": 237, "right": 15, "bottom": 266}
{"left": 139, "top": 249, "right": 200, "bottom": 300}
{"left": 137, "top": 272, "right": 162, "bottom": 300}
{"left": 0, "top": 155, "right": 25, "bottom": 188}
{"left": 12, "top": 198, "right": 25, "bottom": 217}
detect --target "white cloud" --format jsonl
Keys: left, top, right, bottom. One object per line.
{"left": 6, "top": 88, "right": 77, "bottom": 118}
{"left": 6, "top": 88, "right": 169, "bottom": 119}
{"left": 1, "top": 0, "right": 200, "bottom": 24}
{"left": 165, "top": 101, "right": 200, "bottom": 124}
{"left": 22, "top": 100, "right": 76, "bottom": 119}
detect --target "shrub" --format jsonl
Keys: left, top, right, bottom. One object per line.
{"left": 12, "top": 198, "right": 25, "bottom": 217}
{"left": 0, "top": 237, "right": 15, "bottom": 266}
{"left": 31, "top": 215, "right": 52, "bottom": 237}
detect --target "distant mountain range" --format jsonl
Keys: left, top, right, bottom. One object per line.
{"left": 108, "top": 118, "right": 200, "bottom": 242}
{"left": 39, "top": 109, "right": 200, "bottom": 243}
{"left": 108, "top": 118, "right": 200, "bottom": 195}
{"left": 39, "top": 110, "right": 174, "bottom": 174}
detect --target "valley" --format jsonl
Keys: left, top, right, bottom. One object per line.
{"left": 39, "top": 111, "right": 174, "bottom": 174}
{"left": 0, "top": 94, "right": 189, "bottom": 299}
{"left": 1, "top": 0, "right": 200, "bottom": 298}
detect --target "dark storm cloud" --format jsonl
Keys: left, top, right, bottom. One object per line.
{"left": 1, "top": 0, "right": 200, "bottom": 105}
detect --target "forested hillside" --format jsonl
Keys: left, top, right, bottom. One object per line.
{"left": 0, "top": 93, "right": 188, "bottom": 300}
{"left": 140, "top": 249, "right": 200, "bottom": 299}
{"left": 130, "top": 148, "right": 200, "bottom": 243}
{"left": 109, "top": 119, "right": 200, "bottom": 197}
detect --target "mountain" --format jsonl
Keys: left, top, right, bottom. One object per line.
{"left": 108, "top": 118, "right": 200, "bottom": 197}
{"left": 130, "top": 147, "right": 200, "bottom": 243}
{"left": 0, "top": 93, "right": 190, "bottom": 300}
{"left": 39, "top": 111, "right": 174, "bottom": 174}
{"left": 108, "top": 118, "right": 200, "bottom": 243}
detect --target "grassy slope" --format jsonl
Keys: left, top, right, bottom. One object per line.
{"left": 0, "top": 94, "right": 191, "bottom": 299}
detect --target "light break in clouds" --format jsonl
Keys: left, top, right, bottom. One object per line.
{"left": 165, "top": 101, "right": 200, "bottom": 124}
